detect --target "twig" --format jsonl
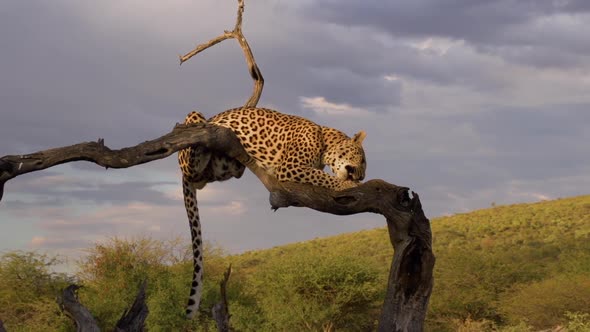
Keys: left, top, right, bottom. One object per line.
{"left": 212, "top": 265, "right": 233, "bottom": 332}
{"left": 179, "top": 0, "right": 263, "bottom": 107}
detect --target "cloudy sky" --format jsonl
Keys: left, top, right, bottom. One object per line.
{"left": 1, "top": 0, "right": 589, "bottom": 263}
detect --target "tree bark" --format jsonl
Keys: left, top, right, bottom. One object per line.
{"left": 58, "top": 285, "right": 101, "bottom": 332}
{"left": 211, "top": 265, "right": 233, "bottom": 332}
{"left": 114, "top": 280, "right": 149, "bottom": 332}
{"left": 57, "top": 282, "right": 148, "bottom": 332}
{"left": 378, "top": 192, "right": 435, "bottom": 332}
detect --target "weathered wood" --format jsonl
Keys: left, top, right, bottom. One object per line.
{"left": 57, "top": 285, "right": 100, "bottom": 332}
{"left": 0, "top": 123, "right": 252, "bottom": 203}
{"left": 211, "top": 265, "right": 233, "bottom": 332}
{"left": 378, "top": 192, "right": 435, "bottom": 332}
{"left": 114, "top": 280, "right": 149, "bottom": 332}
{"left": 57, "top": 282, "right": 149, "bottom": 332}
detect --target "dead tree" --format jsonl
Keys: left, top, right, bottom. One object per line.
{"left": 57, "top": 282, "right": 148, "bottom": 332}
{"left": 0, "top": 0, "right": 434, "bottom": 330}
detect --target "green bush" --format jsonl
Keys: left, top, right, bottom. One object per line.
{"left": 234, "top": 252, "right": 382, "bottom": 331}
{"left": 499, "top": 274, "right": 590, "bottom": 329}
{"left": 564, "top": 312, "right": 590, "bottom": 332}
{"left": 76, "top": 237, "right": 231, "bottom": 331}
{"left": 0, "top": 251, "right": 72, "bottom": 331}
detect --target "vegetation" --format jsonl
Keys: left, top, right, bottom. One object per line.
{"left": 0, "top": 251, "right": 72, "bottom": 331}
{"left": 0, "top": 195, "right": 588, "bottom": 331}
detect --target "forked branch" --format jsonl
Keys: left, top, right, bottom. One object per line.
{"left": 179, "top": 0, "right": 263, "bottom": 107}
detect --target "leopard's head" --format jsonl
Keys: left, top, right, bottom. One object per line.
{"left": 324, "top": 130, "right": 367, "bottom": 182}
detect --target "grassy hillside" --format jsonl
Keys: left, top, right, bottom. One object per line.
{"left": 226, "top": 195, "right": 590, "bottom": 330}
{"left": 236, "top": 194, "right": 590, "bottom": 265}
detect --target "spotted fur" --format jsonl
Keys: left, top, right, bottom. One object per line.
{"left": 178, "top": 107, "right": 367, "bottom": 318}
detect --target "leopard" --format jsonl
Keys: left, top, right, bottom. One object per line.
{"left": 178, "top": 107, "right": 367, "bottom": 318}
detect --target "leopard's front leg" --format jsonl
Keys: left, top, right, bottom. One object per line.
{"left": 276, "top": 165, "right": 359, "bottom": 191}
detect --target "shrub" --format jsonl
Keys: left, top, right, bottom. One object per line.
{"left": 499, "top": 274, "right": 590, "bottom": 329}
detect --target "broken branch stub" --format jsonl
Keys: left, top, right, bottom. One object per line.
{"left": 58, "top": 285, "right": 100, "bottom": 332}
{"left": 211, "top": 265, "right": 233, "bottom": 332}
{"left": 57, "top": 282, "right": 149, "bottom": 332}
{"left": 114, "top": 280, "right": 149, "bottom": 332}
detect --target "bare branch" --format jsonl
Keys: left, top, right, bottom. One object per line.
{"left": 179, "top": 0, "right": 263, "bottom": 107}
{"left": 0, "top": 123, "right": 253, "bottom": 203}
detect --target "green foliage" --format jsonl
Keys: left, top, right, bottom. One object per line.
{"left": 564, "top": 312, "right": 590, "bottom": 332}
{"left": 0, "top": 251, "right": 72, "bottom": 331}
{"left": 450, "top": 317, "right": 498, "bottom": 332}
{"left": 500, "top": 274, "right": 590, "bottom": 329}
{"left": 426, "top": 195, "right": 590, "bottom": 331}
{"left": 76, "top": 236, "right": 230, "bottom": 331}
{"left": 232, "top": 252, "right": 382, "bottom": 331}
{"left": 76, "top": 237, "right": 171, "bottom": 329}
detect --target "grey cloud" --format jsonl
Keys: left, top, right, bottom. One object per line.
{"left": 31, "top": 237, "right": 95, "bottom": 251}
{"left": 300, "top": 67, "right": 401, "bottom": 109}
{"left": 478, "top": 45, "right": 590, "bottom": 69}
{"left": 39, "top": 219, "right": 108, "bottom": 235}
{"left": 64, "top": 181, "right": 178, "bottom": 205}
{"left": 301, "top": 0, "right": 590, "bottom": 69}
{"left": 252, "top": 18, "right": 509, "bottom": 104}
{"left": 468, "top": 103, "right": 590, "bottom": 179}
{"left": 3, "top": 172, "right": 177, "bottom": 206}
{"left": 302, "top": 0, "right": 589, "bottom": 44}
{"left": 0, "top": 197, "right": 67, "bottom": 210}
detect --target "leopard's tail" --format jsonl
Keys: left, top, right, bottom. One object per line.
{"left": 182, "top": 177, "right": 203, "bottom": 319}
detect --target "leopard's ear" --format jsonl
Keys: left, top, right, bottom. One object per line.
{"left": 352, "top": 130, "right": 366, "bottom": 144}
